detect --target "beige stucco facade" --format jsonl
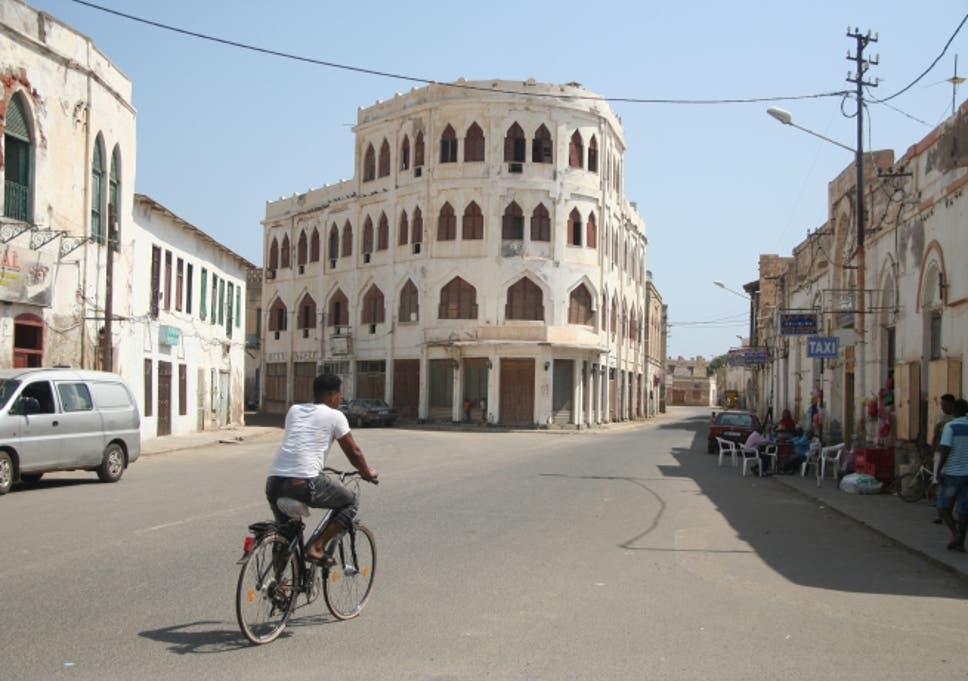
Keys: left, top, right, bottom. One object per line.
{"left": 262, "top": 80, "right": 652, "bottom": 426}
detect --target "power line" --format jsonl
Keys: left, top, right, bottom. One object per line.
{"left": 71, "top": 0, "right": 846, "bottom": 106}
{"left": 868, "top": 11, "right": 968, "bottom": 104}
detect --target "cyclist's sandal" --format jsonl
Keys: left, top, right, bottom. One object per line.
{"left": 305, "top": 551, "right": 336, "bottom": 568}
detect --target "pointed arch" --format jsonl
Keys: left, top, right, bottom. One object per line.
{"left": 568, "top": 130, "right": 583, "bottom": 168}
{"left": 438, "top": 202, "right": 456, "bottom": 241}
{"left": 412, "top": 206, "right": 423, "bottom": 245}
{"left": 462, "top": 201, "right": 483, "bottom": 240}
{"left": 363, "top": 143, "right": 376, "bottom": 181}
{"left": 399, "top": 279, "right": 419, "bottom": 322}
{"left": 588, "top": 135, "right": 599, "bottom": 172}
{"left": 502, "top": 201, "right": 524, "bottom": 240}
{"left": 108, "top": 145, "right": 121, "bottom": 250}
{"left": 91, "top": 134, "right": 106, "bottom": 244}
{"left": 569, "top": 283, "right": 594, "bottom": 326}
{"left": 439, "top": 277, "right": 477, "bottom": 319}
{"left": 329, "top": 288, "right": 349, "bottom": 327}
{"left": 398, "top": 209, "right": 410, "bottom": 246}
{"left": 377, "top": 211, "right": 389, "bottom": 250}
{"left": 341, "top": 220, "right": 353, "bottom": 257}
{"left": 400, "top": 134, "right": 411, "bottom": 170}
{"left": 414, "top": 131, "right": 425, "bottom": 167}
{"left": 297, "top": 230, "right": 308, "bottom": 266}
{"left": 378, "top": 138, "right": 391, "bottom": 177}
{"left": 3, "top": 92, "right": 34, "bottom": 221}
{"left": 297, "top": 292, "right": 317, "bottom": 331}
{"left": 568, "top": 208, "right": 582, "bottom": 246}
{"left": 530, "top": 203, "right": 550, "bottom": 242}
{"left": 532, "top": 124, "right": 552, "bottom": 164}
{"left": 280, "top": 234, "right": 291, "bottom": 268}
{"left": 328, "top": 223, "right": 339, "bottom": 261}
{"left": 504, "top": 122, "right": 526, "bottom": 162}
{"left": 586, "top": 212, "right": 597, "bottom": 249}
{"left": 310, "top": 227, "right": 320, "bottom": 262}
{"left": 506, "top": 277, "right": 544, "bottom": 321}
{"left": 440, "top": 124, "right": 457, "bottom": 163}
{"left": 268, "top": 296, "right": 288, "bottom": 332}
{"left": 464, "top": 122, "right": 485, "bottom": 162}
{"left": 361, "top": 284, "right": 385, "bottom": 325}
{"left": 362, "top": 215, "right": 375, "bottom": 254}
{"left": 268, "top": 237, "right": 279, "bottom": 269}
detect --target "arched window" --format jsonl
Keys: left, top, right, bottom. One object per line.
{"left": 530, "top": 204, "right": 550, "bottom": 242}
{"left": 414, "top": 131, "right": 425, "bottom": 167}
{"left": 462, "top": 201, "right": 483, "bottom": 240}
{"left": 363, "top": 144, "right": 376, "bottom": 181}
{"left": 437, "top": 202, "right": 456, "bottom": 241}
{"left": 328, "top": 224, "right": 339, "bottom": 262}
{"left": 440, "top": 125, "right": 457, "bottom": 163}
{"left": 398, "top": 210, "right": 409, "bottom": 246}
{"left": 464, "top": 122, "right": 485, "bottom": 162}
{"left": 297, "top": 293, "right": 317, "bottom": 332}
{"left": 377, "top": 212, "right": 389, "bottom": 250}
{"left": 310, "top": 227, "right": 320, "bottom": 262}
{"left": 399, "top": 279, "right": 419, "bottom": 322}
{"left": 341, "top": 221, "right": 353, "bottom": 257}
{"left": 629, "top": 307, "right": 638, "bottom": 342}
{"left": 268, "top": 297, "right": 288, "bottom": 332}
{"left": 504, "top": 122, "right": 526, "bottom": 163}
{"left": 610, "top": 296, "right": 618, "bottom": 339}
{"left": 602, "top": 293, "right": 609, "bottom": 335}
{"left": 439, "top": 277, "right": 477, "bottom": 319}
{"left": 568, "top": 284, "right": 594, "bottom": 325}
{"left": 108, "top": 146, "right": 121, "bottom": 251}
{"left": 378, "top": 139, "right": 391, "bottom": 177}
{"left": 586, "top": 212, "right": 597, "bottom": 249}
{"left": 3, "top": 93, "right": 33, "bottom": 222}
{"left": 362, "top": 215, "right": 374, "bottom": 254}
{"left": 568, "top": 131, "right": 583, "bottom": 169}
{"left": 297, "top": 230, "right": 308, "bottom": 266}
{"left": 268, "top": 237, "right": 279, "bottom": 269}
{"left": 361, "top": 285, "right": 386, "bottom": 325}
{"left": 412, "top": 207, "right": 423, "bottom": 245}
{"left": 532, "top": 124, "right": 552, "bottom": 164}
{"left": 505, "top": 278, "right": 544, "bottom": 321}
{"left": 569, "top": 208, "right": 582, "bottom": 246}
{"left": 502, "top": 201, "right": 524, "bottom": 240}
{"left": 91, "top": 135, "right": 106, "bottom": 244}
{"left": 588, "top": 135, "right": 598, "bottom": 173}
{"left": 400, "top": 135, "right": 411, "bottom": 170}
{"left": 280, "top": 234, "right": 291, "bottom": 268}
{"left": 329, "top": 289, "right": 348, "bottom": 327}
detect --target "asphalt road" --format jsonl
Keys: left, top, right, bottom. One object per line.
{"left": 1, "top": 407, "right": 966, "bottom": 681}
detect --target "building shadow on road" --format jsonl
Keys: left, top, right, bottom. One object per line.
{"left": 648, "top": 411, "right": 968, "bottom": 599}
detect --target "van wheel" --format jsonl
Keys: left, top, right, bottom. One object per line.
{"left": 97, "top": 443, "right": 125, "bottom": 483}
{"left": 0, "top": 452, "right": 12, "bottom": 494}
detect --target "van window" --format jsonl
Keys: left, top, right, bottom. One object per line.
{"left": 90, "top": 382, "right": 132, "bottom": 409}
{"left": 21, "top": 381, "right": 55, "bottom": 414}
{"left": 57, "top": 382, "right": 94, "bottom": 412}
{"left": 0, "top": 379, "right": 20, "bottom": 409}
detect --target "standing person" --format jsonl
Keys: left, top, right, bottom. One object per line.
{"left": 936, "top": 398, "right": 968, "bottom": 552}
{"left": 265, "top": 373, "right": 378, "bottom": 566}
{"left": 776, "top": 409, "right": 797, "bottom": 434}
{"left": 930, "top": 394, "right": 956, "bottom": 524}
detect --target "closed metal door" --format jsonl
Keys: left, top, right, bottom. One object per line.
{"left": 158, "top": 361, "right": 172, "bottom": 436}
{"left": 500, "top": 358, "right": 534, "bottom": 426}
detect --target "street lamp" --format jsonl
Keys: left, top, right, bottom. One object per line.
{"left": 767, "top": 104, "right": 868, "bottom": 444}
{"left": 713, "top": 280, "right": 750, "bottom": 300}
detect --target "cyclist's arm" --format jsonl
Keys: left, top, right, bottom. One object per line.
{"left": 336, "top": 432, "right": 378, "bottom": 481}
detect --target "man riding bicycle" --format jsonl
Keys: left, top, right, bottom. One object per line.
{"left": 265, "top": 373, "right": 378, "bottom": 566}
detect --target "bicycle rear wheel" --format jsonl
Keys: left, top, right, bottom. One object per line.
{"left": 236, "top": 534, "right": 299, "bottom": 644}
{"left": 324, "top": 523, "right": 376, "bottom": 620}
{"left": 897, "top": 472, "right": 926, "bottom": 503}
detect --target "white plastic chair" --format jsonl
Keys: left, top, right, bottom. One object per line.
{"left": 818, "top": 443, "right": 845, "bottom": 486}
{"left": 800, "top": 438, "right": 822, "bottom": 478}
{"left": 740, "top": 444, "right": 761, "bottom": 477}
{"left": 760, "top": 444, "right": 779, "bottom": 476}
{"left": 716, "top": 437, "right": 738, "bottom": 467}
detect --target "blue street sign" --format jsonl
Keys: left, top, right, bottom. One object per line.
{"left": 806, "top": 336, "right": 839, "bottom": 358}
{"left": 780, "top": 313, "right": 818, "bottom": 335}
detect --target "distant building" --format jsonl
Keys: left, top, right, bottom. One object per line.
{"left": 667, "top": 356, "right": 714, "bottom": 406}
{"left": 262, "top": 80, "right": 652, "bottom": 427}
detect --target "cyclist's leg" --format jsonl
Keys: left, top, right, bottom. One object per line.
{"left": 305, "top": 473, "right": 358, "bottom": 560}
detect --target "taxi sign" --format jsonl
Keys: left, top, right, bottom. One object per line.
{"left": 806, "top": 336, "right": 839, "bottom": 358}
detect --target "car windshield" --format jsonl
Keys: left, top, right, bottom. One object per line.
{"left": 0, "top": 379, "right": 20, "bottom": 410}
{"left": 716, "top": 413, "right": 754, "bottom": 428}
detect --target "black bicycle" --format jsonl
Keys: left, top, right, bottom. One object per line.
{"left": 235, "top": 468, "right": 377, "bottom": 645}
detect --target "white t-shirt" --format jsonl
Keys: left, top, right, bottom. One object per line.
{"left": 268, "top": 402, "right": 351, "bottom": 479}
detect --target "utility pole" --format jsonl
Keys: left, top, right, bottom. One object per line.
{"left": 102, "top": 206, "right": 116, "bottom": 372}
{"left": 847, "top": 27, "right": 878, "bottom": 445}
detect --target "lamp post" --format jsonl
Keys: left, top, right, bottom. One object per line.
{"left": 767, "top": 103, "right": 868, "bottom": 445}
{"left": 713, "top": 280, "right": 750, "bottom": 300}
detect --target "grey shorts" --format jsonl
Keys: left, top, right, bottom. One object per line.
{"left": 265, "top": 473, "right": 358, "bottom": 529}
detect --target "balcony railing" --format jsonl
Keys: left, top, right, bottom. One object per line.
{"left": 4, "top": 180, "right": 31, "bottom": 222}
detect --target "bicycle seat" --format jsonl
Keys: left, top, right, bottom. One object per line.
{"left": 277, "top": 497, "right": 311, "bottom": 519}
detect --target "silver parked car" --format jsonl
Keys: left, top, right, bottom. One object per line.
{"left": 0, "top": 368, "right": 141, "bottom": 494}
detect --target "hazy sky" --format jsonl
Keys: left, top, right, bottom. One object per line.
{"left": 25, "top": 0, "right": 968, "bottom": 360}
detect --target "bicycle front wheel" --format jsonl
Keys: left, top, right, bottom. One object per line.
{"left": 236, "top": 534, "right": 299, "bottom": 644}
{"left": 324, "top": 523, "right": 376, "bottom": 620}
{"left": 897, "top": 472, "right": 926, "bottom": 503}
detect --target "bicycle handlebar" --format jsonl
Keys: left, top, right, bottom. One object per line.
{"left": 323, "top": 467, "right": 379, "bottom": 485}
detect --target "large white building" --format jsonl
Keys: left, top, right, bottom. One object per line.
{"left": 1, "top": 1, "right": 253, "bottom": 438}
{"left": 262, "top": 80, "right": 651, "bottom": 427}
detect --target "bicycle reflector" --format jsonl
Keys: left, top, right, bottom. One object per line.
{"left": 243, "top": 536, "right": 255, "bottom": 553}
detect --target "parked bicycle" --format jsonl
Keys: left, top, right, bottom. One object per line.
{"left": 896, "top": 456, "right": 938, "bottom": 504}
{"left": 235, "top": 468, "right": 377, "bottom": 645}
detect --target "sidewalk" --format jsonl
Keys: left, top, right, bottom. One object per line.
{"left": 773, "top": 472, "right": 968, "bottom": 581}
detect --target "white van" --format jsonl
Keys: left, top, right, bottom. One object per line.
{"left": 0, "top": 368, "right": 141, "bottom": 494}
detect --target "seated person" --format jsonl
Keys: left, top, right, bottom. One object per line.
{"left": 744, "top": 427, "right": 775, "bottom": 474}
{"left": 776, "top": 409, "right": 797, "bottom": 435}
{"left": 781, "top": 427, "right": 812, "bottom": 474}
